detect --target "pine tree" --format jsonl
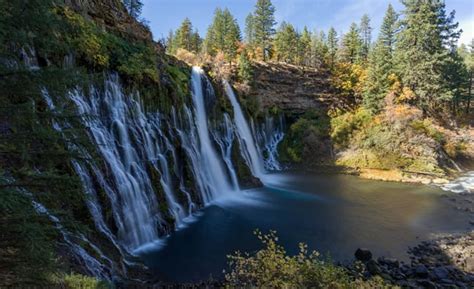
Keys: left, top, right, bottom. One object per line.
{"left": 395, "top": 0, "right": 461, "bottom": 111}
{"left": 359, "top": 14, "right": 372, "bottom": 61}
{"left": 123, "top": 0, "right": 143, "bottom": 19}
{"left": 273, "top": 22, "right": 298, "bottom": 64}
{"left": 245, "top": 13, "right": 256, "bottom": 45}
{"left": 253, "top": 0, "right": 276, "bottom": 60}
{"left": 379, "top": 4, "right": 398, "bottom": 54}
{"left": 204, "top": 8, "right": 241, "bottom": 61}
{"left": 191, "top": 29, "right": 202, "bottom": 53}
{"left": 238, "top": 50, "right": 253, "bottom": 82}
{"left": 310, "top": 30, "right": 329, "bottom": 67}
{"left": 340, "top": 23, "right": 362, "bottom": 64}
{"left": 327, "top": 27, "right": 338, "bottom": 68}
{"left": 363, "top": 5, "right": 398, "bottom": 112}
{"left": 299, "top": 27, "right": 312, "bottom": 66}
{"left": 174, "top": 18, "right": 194, "bottom": 52}
{"left": 166, "top": 30, "right": 176, "bottom": 54}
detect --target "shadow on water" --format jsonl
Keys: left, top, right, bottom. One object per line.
{"left": 138, "top": 172, "right": 472, "bottom": 283}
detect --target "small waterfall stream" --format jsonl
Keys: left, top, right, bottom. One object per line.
{"left": 223, "top": 81, "right": 266, "bottom": 178}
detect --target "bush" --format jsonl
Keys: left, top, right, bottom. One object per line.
{"left": 225, "top": 230, "right": 393, "bottom": 289}
{"left": 225, "top": 230, "right": 352, "bottom": 288}
{"left": 330, "top": 108, "right": 372, "bottom": 148}
{"left": 62, "top": 274, "right": 110, "bottom": 289}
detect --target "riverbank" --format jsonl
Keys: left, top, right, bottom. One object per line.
{"left": 348, "top": 231, "right": 474, "bottom": 288}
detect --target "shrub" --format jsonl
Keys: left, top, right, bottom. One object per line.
{"left": 225, "top": 230, "right": 393, "bottom": 289}
{"left": 225, "top": 230, "right": 352, "bottom": 288}
{"left": 330, "top": 108, "right": 372, "bottom": 148}
{"left": 62, "top": 274, "right": 110, "bottom": 289}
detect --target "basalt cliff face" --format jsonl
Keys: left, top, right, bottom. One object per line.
{"left": 65, "top": 0, "right": 152, "bottom": 41}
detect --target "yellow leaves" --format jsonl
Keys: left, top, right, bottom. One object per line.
{"left": 331, "top": 62, "right": 368, "bottom": 99}
{"left": 398, "top": 87, "right": 416, "bottom": 103}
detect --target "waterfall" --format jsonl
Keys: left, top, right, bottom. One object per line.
{"left": 187, "top": 67, "right": 238, "bottom": 197}
{"left": 223, "top": 81, "right": 266, "bottom": 178}
{"left": 253, "top": 116, "right": 285, "bottom": 171}
{"left": 40, "top": 65, "right": 285, "bottom": 278}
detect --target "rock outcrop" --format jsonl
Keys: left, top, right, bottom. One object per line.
{"left": 65, "top": 0, "right": 152, "bottom": 41}
{"left": 244, "top": 62, "right": 338, "bottom": 116}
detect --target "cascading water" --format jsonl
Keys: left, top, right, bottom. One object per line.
{"left": 186, "top": 67, "right": 238, "bottom": 197}
{"left": 223, "top": 81, "right": 266, "bottom": 178}
{"left": 442, "top": 171, "right": 474, "bottom": 193}
{"left": 40, "top": 64, "right": 286, "bottom": 279}
{"left": 253, "top": 116, "right": 285, "bottom": 171}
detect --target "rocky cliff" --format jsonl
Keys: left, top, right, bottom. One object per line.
{"left": 65, "top": 0, "right": 152, "bottom": 41}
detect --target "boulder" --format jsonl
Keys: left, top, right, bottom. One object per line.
{"left": 415, "top": 264, "right": 429, "bottom": 278}
{"left": 378, "top": 257, "right": 399, "bottom": 268}
{"left": 432, "top": 266, "right": 449, "bottom": 280}
{"left": 366, "top": 260, "right": 381, "bottom": 275}
{"left": 355, "top": 248, "right": 372, "bottom": 262}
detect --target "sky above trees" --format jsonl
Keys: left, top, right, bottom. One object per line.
{"left": 141, "top": 0, "right": 473, "bottom": 45}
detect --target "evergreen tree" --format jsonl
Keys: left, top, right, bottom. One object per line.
{"left": 340, "top": 23, "right": 362, "bottom": 64}
{"left": 310, "top": 30, "right": 329, "bottom": 67}
{"left": 359, "top": 14, "right": 372, "bottom": 61}
{"left": 174, "top": 18, "right": 194, "bottom": 52}
{"left": 395, "top": 0, "right": 461, "bottom": 111}
{"left": 363, "top": 5, "right": 398, "bottom": 112}
{"left": 123, "top": 0, "right": 143, "bottom": 19}
{"left": 253, "top": 0, "right": 277, "bottom": 60}
{"left": 379, "top": 4, "right": 398, "bottom": 54}
{"left": 204, "top": 8, "right": 241, "bottom": 61}
{"left": 238, "top": 50, "right": 253, "bottom": 82}
{"left": 191, "top": 29, "right": 202, "bottom": 53}
{"left": 327, "top": 27, "right": 338, "bottom": 68}
{"left": 273, "top": 22, "right": 298, "bottom": 64}
{"left": 299, "top": 26, "right": 312, "bottom": 66}
{"left": 166, "top": 30, "right": 176, "bottom": 54}
{"left": 245, "top": 13, "right": 256, "bottom": 45}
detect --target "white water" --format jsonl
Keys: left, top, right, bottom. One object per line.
{"left": 253, "top": 116, "right": 285, "bottom": 171}
{"left": 224, "top": 81, "right": 266, "bottom": 178}
{"left": 40, "top": 66, "right": 286, "bottom": 278}
{"left": 188, "top": 67, "right": 238, "bottom": 196}
{"left": 442, "top": 171, "right": 474, "bottom": 193}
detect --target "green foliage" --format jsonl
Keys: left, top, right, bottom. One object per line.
{"left": 359, "top": 14, "right": 372, "bottom": 61}
{"left": 122, "top": 0, "right": 143, "bottom": 19}
{"left": 340, "top": 23, "right": 363, "bottom": 64}
{"left": 253, "top": 0, "right": 277, "bottom": 60}
{"left": 244, "top": 13, "right": 256, "bottom": 45}
{"left": 280, "top": 110, "right": 330, "bottom": 163}
{"left": 362, "top": 5, "right": 398, "bottom": 112}
{"left": 327, "top": 27, "right": 339, "bottom": 68}
{"left": 225, "top": 230, "right": 352, "bottom": 288}
{"left": 225, "top": 230, "right": 392, "bottom": 289}
{"left": 273, "top": 22, "right": 299, "bottom": 63}
{"left": 394, "top": 0, "right": 461, "bottom": 110}
{"left": 204, "top": 8, "right": 241, "bottom": 60}
{"left": 170, "top": 18, "right": 201, "bottom": 54}
{"left": 62, "top": 273, "right": 111, "bottom": 289}
{"left": 238, "top": 51, "right": 253, "bottom": 83}
{"left": 331, "top": 108, "right": 373, "bottom": 148}
{"left": 60, "top": 7, "right": 158, "bottom": 83}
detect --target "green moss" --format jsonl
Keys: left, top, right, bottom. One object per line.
{"left": 61, "top": 273, "right": 111, "bottom": 289}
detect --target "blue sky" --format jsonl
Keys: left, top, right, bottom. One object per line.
{"left": 141, "top": 0, "right": 473, "bottom": 45}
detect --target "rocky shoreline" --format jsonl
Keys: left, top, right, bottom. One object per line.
{"left": 349, "top": 232, "right": 474, "bottom": 288}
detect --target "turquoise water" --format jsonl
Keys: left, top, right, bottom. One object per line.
{"left": 139, "top": 172, "right": 471, "bottom": 282}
